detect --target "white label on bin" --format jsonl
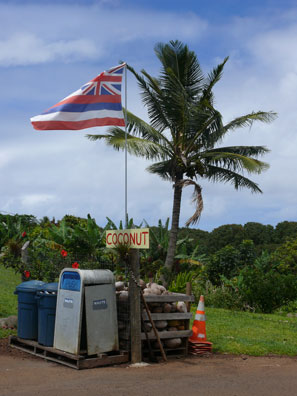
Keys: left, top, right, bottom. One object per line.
{"left": 63, "top": 298, "right": 74, "bottom": 308}
{"left": 93, "top": 299, "right": 107, "bottom": 310}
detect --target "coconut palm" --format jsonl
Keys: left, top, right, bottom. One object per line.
{"left": 87, "top": 40, "right": 276, "bottom": 280}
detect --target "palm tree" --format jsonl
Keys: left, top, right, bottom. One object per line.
{"left": 87, "top": 40, "right": 276, "bottom": 281}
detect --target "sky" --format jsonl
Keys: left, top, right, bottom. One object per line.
{"left": 0, "top": 0, "right": 296, "bottom": 231}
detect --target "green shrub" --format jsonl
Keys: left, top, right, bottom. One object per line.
{"left": 190, "top": 250, "right": 297, "bottom": 313}
{"left": 0, "top": 242, "right": 24, "bottom": 278}
{"left": 206, "top": 240, "right": 257, "bottom": 285}
{"left": 275, "top": 300, "right": 297, "bottom": 314}
{"left": 168, "top": 270, "right": 198, "bottom": 293}
{"left": 204, "top": 282, "right": 244, "bottom": 310}
{"left": 238, "top": 239, "right": 256, "bottom": 264}
{"left": 206, "top": 245, "right": 241, "bottom": 284}
{"left": 237, "top": 264, "right": 297, "bottom": 313}
{"left": 0, "top": 214, "right": 112, "bottom": 282}
{"left": 270, "top": 238, "right": 297, "bottom": 275}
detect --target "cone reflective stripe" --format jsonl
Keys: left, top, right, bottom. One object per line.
{"left": 194, "top": 312, "right": 205, "bottom": 321}
{"left": 189, "top": 295, "right": 207, "bottom": 343}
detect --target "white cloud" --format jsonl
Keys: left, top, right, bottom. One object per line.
{"left": 0, "top": 151, "right": 12, "bottom": 168}
{"left": 0, "top": 4, "right": 207, "bottom": 66}
{"left": 279, "top": 72, "right": 297, "bottom": 98}
{"left": 20, "top": 193, "right": 55, "bottom": 207}
{"left": 248, "top": 26, "right": 297, "bottom": 74}
{"left": 0, "top": 33, "right": 97, "bottom": 66}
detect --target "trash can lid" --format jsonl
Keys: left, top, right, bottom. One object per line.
{"left": 15, "top": 280, "right": 46, "bottom": 293}
{"left": 37, "top": 282, "right": 58, "bottom": 293}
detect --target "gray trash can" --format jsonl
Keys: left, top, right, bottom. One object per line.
{"left": 36, "top": 282, "right": 58, "bottom": 347}
{"left": 14, "top": 280, "right": 45, "bottom": 340}
{"left": 54, "top": 269, "right": 119, "bottom": 356}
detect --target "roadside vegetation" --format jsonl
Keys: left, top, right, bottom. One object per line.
{"left": 0, "top": 265, "right": 18, "bottom": 318}
{"left": 0, "top": 265, "right": 18, "bottom": 339}
{"left": 1, "top": 213, "right": 297, "bottom": 314}
{"left": 1, "top": 261, "right": 297, "bottom": 356}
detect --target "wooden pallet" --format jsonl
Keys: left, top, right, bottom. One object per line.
{"left": 144, "top": 293, "right": 194, "bottom": 303}
{"left": 9, "top": 336, "right": 129, "bottom": 370}
{"left": 142, "top": 346, "right": 188, "bottom": 359}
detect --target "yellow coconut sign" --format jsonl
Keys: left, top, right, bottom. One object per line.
{"left": 106, "top": 228, "right": 149, "bottom": 249}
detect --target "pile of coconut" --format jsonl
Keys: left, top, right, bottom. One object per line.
{"left": 116, "top": 280, "right": 170, "bottom": 299}
{"left": 116, "top": 281, "right": 188, "bottom": 349}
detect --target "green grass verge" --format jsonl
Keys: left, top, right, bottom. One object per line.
{"left": 0, "top": 264, "right": 19, "bottom": 317}
{"left": 198, "top": 307, "right": 297, "bottom": 356}
{"left": 0, "top": 264, "right": 19, "bottom": 338}
{"left": 0, "top": 328, "right": 17, "bottom": 338}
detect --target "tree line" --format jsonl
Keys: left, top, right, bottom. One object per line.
{"left": 1, "top": 212, "right": 296, "bottom": 255}
{"left": 1, "top": 213, "right": 297, "bottom": 313}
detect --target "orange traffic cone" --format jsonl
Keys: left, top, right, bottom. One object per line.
{"left": 188, "top": 295, "right": 212, "bottom": 355}
{"left": 189, "top": 295, "right": 207, "bottom": 343}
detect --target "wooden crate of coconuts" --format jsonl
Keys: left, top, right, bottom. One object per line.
{"left": 116, "top": 280, "right": 194, "bottom": 357}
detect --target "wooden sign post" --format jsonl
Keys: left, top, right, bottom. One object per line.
{"left": 128, "top": 248, "right": 142, "bottom": 364}
{"left": 106, "top": 228, "right": 149, "bottom": 364}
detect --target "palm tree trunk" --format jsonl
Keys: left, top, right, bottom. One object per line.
{"left": 164, "top": 177, "right": 183, "bottom": 281}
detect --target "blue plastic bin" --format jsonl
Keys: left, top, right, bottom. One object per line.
{"left": 14, "top": 280, "right": 45, "bottom": 340}
{"left": 36, "top": 283, "right": 58, "bottom": 347}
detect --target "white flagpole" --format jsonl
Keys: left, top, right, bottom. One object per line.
{"left": 124, "top": 64, "right": 128, "bottom": 228}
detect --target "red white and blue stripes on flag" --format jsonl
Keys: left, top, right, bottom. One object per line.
{"left": 31, "top": 63, "right": 126, "bottom": 130}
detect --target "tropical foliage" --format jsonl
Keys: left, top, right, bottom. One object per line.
{"left": 1, "top": 212, "right": 297, "bottom": 313}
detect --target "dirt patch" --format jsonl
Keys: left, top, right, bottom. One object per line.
{"left": 0, "top": 337, "right": 38, "bottom": 360}
{"left": 1, "top": 337, "right": 297, "bottom": 396}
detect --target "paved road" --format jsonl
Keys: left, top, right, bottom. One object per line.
{"left": 1, "top": 340, "right": 297, "bottom": 396}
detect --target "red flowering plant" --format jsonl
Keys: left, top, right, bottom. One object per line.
{"left": 61, "top": 249, "right": 68, "bottom": 258}
{"left": 24, "top": 244, "right": 70, "bottom": 282}
{"left": 72, "top": 262, "right": 79, "bottom": 269}
{"left": 24, "top": 270, "right": 30, "bottom": 279}
{"left": 22, "top": 231, "right": 27, "bottom": 238}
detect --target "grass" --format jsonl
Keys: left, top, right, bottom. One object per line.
{"left": 200, "top": 307, "right": 297, "bottom": 356}
{"left": 0, "top": 264, "right": 19, "bottom": 317}
{"left": 1, "top": 265, "right": 297, "bottom": 356}
{"left": 0, "top": 264, "right": 20, "bottom": 338}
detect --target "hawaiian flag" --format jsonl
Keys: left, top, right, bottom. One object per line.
{"left": 31, "top": 63, "right": 126, "bottom": 130}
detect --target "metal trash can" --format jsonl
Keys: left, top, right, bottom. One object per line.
{"left": 14, "top": 280, "right": 45, "bottom": 340}
{"left": 54, "top": 269, "right": 119, "bottom": 356}
{"left": 36, "top": 282, "right": 58, "bottom": 347}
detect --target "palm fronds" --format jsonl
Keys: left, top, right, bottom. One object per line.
{"left": 205, "top": 165, "right": 263, "bottom": 193}
{"left": 176, "top": 179, "right": 204, "bottom": 226}
{"left": 224, "top": 111, "right": 277, "bottom": 133}
{"left": 201, "top": 151, "right": 270, "bottom": 174}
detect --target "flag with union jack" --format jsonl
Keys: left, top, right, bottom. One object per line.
{"left": 31, "top": 63, "right": 126, "bottom": 130}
